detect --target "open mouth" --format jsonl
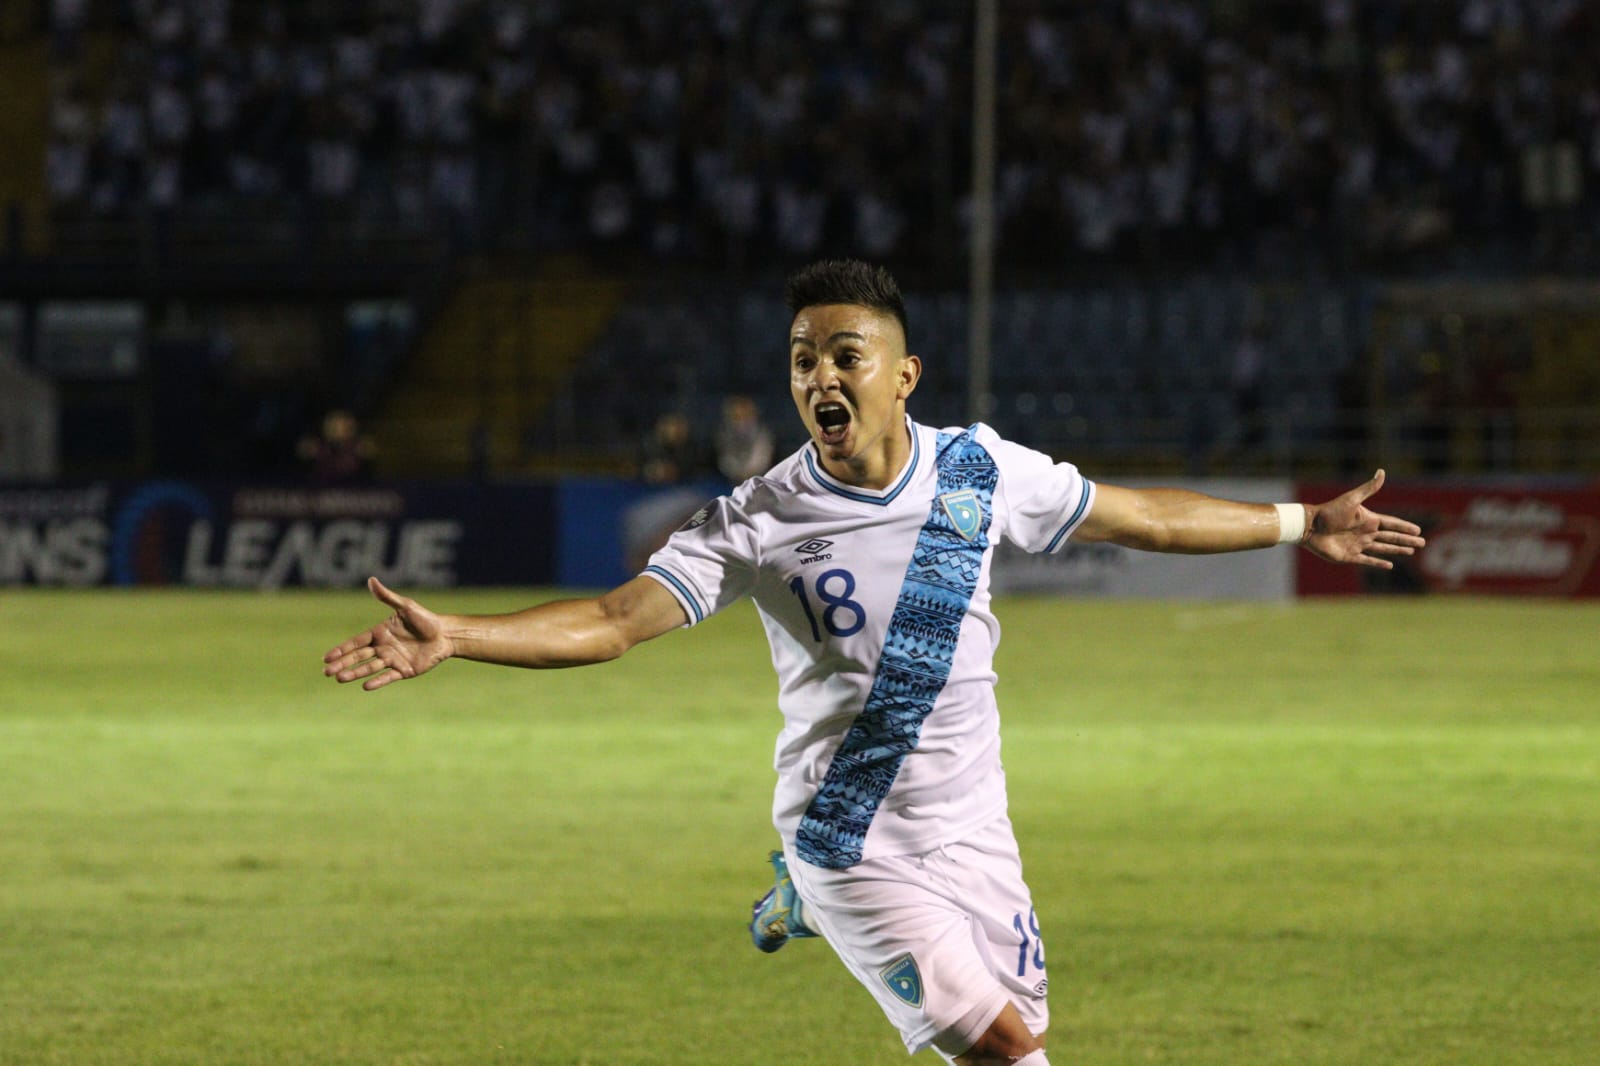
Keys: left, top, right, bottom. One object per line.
{"left": 814, "top": 402, "right": 851, "bottom": 446}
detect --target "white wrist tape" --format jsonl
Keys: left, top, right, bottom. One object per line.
{"left": 1274, "top": 503, "right": 1307, "bottom": 545}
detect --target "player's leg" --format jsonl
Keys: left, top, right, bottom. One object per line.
{"left": 782, "top": 843, "right": 1031, "bottom": 1060}
{"left": 949, "top": 1002, "right": 1045, "bottom": 1064}
{"left": 927, "top": 814, "right": 1053, "bottom": 1063}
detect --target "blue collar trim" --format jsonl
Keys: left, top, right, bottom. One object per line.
{"left": 802, "top": 422, "right": 921, "bottom": 506}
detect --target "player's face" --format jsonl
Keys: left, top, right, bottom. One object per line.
{"left": 789, "top": 304, "right": 920, "bottom": 484}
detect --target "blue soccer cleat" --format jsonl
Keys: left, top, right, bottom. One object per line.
{"left": 749, "top": 850, "right": 817, "bottom": 953}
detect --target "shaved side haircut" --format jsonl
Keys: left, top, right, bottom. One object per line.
{"left": 785, "top": 259, "right": 909, "bottom": 340}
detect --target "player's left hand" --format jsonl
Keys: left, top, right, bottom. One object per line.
{"left": 1302, "top": 469, "right": 1425, "bottom": 569}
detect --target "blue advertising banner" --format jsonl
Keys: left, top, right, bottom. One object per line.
{"left": 0, "top": 481, "right": 555, "bottom": 588}
{"left": 556, "top": 477, "right": 728, "bottom": 589}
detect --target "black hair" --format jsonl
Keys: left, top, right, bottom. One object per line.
{"left": 784, "top": 259, "right": 908, "bottom": 339}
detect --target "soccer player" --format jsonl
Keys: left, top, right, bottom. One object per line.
{"left": 323, "top": 260, "right": 1425, "bottom": 1065}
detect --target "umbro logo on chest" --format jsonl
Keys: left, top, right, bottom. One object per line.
{"left": 794, "top": 538, "right": 834, "bottom": 564}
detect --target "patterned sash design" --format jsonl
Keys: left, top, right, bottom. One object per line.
{"left": 796, "top": 428, "right": 998, "bottom": 869}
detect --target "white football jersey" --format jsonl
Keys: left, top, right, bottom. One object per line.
{"left": 642, "top": 418, "right": 1095, "bottom": 868}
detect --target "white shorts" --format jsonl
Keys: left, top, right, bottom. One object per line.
{"left": 784, "top": 814, "right": 1049, "bottom": 1057}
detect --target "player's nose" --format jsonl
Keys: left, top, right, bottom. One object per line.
{"left": 809, "top": 363, "right": 840, "bottom": 392}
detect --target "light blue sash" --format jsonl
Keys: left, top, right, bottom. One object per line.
{"left": 796, "top": 428, "right": 997, "bottom": 869}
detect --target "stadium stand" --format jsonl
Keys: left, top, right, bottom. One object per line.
{"left": 4, "top": 0, "right": 1598, "bottom": 478}
{"left": 36, "top": 0, "right": 1600, "bottom": 270}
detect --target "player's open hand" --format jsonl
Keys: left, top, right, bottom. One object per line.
{"left": 323, "top": 577, "right": 455, "bottom": 691}
{"left": 1303, "top": 469, "right": 1426, "bottom": 570}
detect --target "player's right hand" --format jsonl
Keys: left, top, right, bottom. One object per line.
{"left": 323, "top": 577, "right": 455, "bottom": 691}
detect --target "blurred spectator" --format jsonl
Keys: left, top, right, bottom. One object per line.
{"left": 45, "top": 74, "right": 94, "bottom": 210}
{"left": 49, "top": 0, "right": 89, "bottom": 60}
{"left": 639, "top": 411, "right": 706, "bottom": 484}
{"left": 297, "top": 408, "right": 375, "bottom": 484}
{"left": 42, "top": 0, "right": 1600, "bottom": 273}
{"left": 714, "top": 395, "right": 774, "bottom": 483}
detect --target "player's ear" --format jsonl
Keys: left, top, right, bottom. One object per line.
{"left": 897, "top": 354, "right": 922, "bottom": 399}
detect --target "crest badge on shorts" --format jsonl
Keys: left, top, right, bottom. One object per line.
{"left": 880, "top": 953, "right": 924, "bottom": 1008}
{"left": 939, "top": 489, "right": 981, "bottom": 541}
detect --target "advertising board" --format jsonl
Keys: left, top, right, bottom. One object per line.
{"left": 1296, "top": 480, "right": 1600, "bottom": 597}
{"left": 0, "top": 481, "right": 555, "bottom": 588}
{"left": 991, "top": 478, "right": 1297, "bottom": 600}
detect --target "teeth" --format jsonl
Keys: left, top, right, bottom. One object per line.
{"left": 815, "top": 403, "right": 849, "bottom": 429}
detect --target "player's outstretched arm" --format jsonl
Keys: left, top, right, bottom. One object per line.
{"left": 323, "top": 574, "right": 688, "bottom": 691}
{"left": 1072, "top": 469, "right": 1424, "bottom": 568}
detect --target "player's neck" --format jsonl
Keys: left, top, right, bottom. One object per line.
{"left": 818, "top": 417, "right": 913, "bottom": 490}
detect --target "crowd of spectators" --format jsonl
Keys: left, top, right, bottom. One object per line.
{"left": 41, "top": 0, "right": 1600, "bottom": 274}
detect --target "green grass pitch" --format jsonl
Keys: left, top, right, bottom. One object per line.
{"left": 2, "top": 589, "right": 1597, "bottom": 1065}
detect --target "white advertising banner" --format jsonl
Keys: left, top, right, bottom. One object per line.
{"left": 991, "top": 478, "right": 1296, "bottom": 600}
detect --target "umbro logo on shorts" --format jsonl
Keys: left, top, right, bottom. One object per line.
{"left": 880, "top": 953, "right": 924, "bottom": 1008}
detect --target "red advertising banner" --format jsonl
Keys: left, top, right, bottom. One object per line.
{"left": 1296, "top": 481, "right": 1600, "bottom": 598}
